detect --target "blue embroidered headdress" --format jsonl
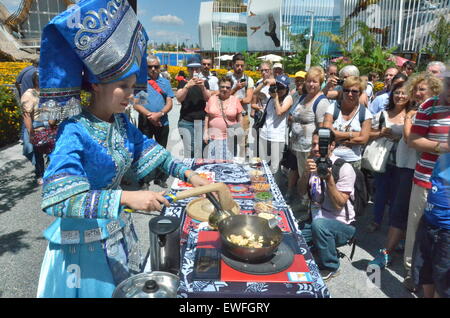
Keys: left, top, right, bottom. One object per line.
{"left": 38, "top": 0, "right": 148, "bottom": 120}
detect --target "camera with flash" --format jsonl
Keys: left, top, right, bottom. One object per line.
{"left": 315, "top": 128, "right": 333, "bottom": 179}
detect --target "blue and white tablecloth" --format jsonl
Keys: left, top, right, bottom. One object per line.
{"left": 157, "top": 159, "right": 330, "bottom": 298}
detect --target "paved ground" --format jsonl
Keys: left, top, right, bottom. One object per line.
{"left": 0, "top": 99, "right": 418, "bottom": 298}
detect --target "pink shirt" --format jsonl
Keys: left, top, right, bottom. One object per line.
{"left": 309, "top": 154, "right": 356, "bottom": 224}
{"left": 205, "top": 95, "right": 243, "bottom": 140}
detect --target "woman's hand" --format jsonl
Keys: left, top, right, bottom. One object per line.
{"left": 269, "top": 91, "right": 278, "bottom": 99}
{"left": 203, "top": 132, "right": 209, "bottom": 144}
{"left": 121, "top": 190, "right": 170, "bottom": 212}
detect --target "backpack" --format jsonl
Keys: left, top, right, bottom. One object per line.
{"left": 332, "top": 158, "right": 369, "bottom": 221}
{"left": 332, "top": 101, "right": 367, "bottom": 125}
{"left": 297, "top": 94, "right": 328, "bottom": 118}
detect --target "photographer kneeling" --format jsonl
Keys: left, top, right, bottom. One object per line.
{"left": 299, "top": 128, "right": 356, "bottom": 281}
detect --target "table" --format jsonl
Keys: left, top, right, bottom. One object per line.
{"left": 150, "top": 159, "right": 330, "bottom": 298}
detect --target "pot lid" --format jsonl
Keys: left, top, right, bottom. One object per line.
{"left": 112, "top": 272, "right": 180, "bottom": 298}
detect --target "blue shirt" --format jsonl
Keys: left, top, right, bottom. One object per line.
{"left": 143, "top": 75, "right": 174, "bottom": 126}
{"left": 425, "top": 153, "right": 450, "bottom": 229}
{"left": 16, "top": 65, "right": 37, "bottom": 97}
{"left": 369, "top": 92, "right": 389, "bottom": 115}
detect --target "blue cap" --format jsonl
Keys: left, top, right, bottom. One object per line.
{"left": 186, "top": 56, "right": 202, "bottom": 68}
{"left": 38, "top": 0, "right": 148, "bottom": 120}
{"left": 276, "top": 75, "right": 290, "bottom": 88}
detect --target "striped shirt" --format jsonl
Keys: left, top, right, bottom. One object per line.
{"left": 411, "top": 96, "right": 450, "bottom": 189}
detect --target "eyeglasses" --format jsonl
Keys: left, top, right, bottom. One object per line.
{"left": 393, "top": 91, "right": 407, "bottom": 96}
{"left": 343, "top": 89, "right": 360, "bottom": 95}
{"left": 261, "top": 69, "right": 270, "bottom": 72}
{"left": 220, "top": 86, "right": 232, "bottom": 90}
{"left": 148, "top": 65, "right": 160, "bottom": 70}
{"left": 202, "top": 63, "right": 211, "bottom": 66}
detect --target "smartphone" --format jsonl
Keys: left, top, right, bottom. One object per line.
{"left": 337, "top": 79, "right": 344, "bottom": 86}
{"left": 240, "top": 78, "right": 246, "bottom": 83}
{"left": 192, "top": 248, "right": 221, "bottom": 281}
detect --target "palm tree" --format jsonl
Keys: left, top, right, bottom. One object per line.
{"left": 323, "top": 21, "right": 396, "bottom": 75}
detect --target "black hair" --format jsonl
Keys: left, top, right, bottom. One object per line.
{"left": 32, "top": 71, "right": 39, "bottom": 89}
{"left": 178, "top": 70, "right": 186, "bottom": 77}
{"left": 368, "top": 72, "right": 379, "bottom": 82}
{"left": 402, "top": 61, "right": 415, "bottom": 70}
{"left": 219, "top": 77, "right": 232, "bottom": 85}
{"left": 391, "top": 72, "right": 408, "bottom": 85}
{"left": 386, "top": 81, "right": 410, "bottom": 111}
{"left": 312, "top": 127, "right": 335, "bottom": 144}
{"left": 232, "top": 53, "right": 245, "bottom": 64}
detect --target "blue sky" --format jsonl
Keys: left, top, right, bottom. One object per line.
{"left": 2, "top": 0, "right": 207, "bottom": 45}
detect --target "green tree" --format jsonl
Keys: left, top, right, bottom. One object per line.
{"left": 323, "top": 21, "right": 396, "bottom": 76}
{"left": 422, "top": 15, "right": 449, "bottom": 63}
{"left": 283, "top": 29, "right": 323, "bottom": 74}
{"left": 240, "top": 51, "right": 260, "bottom": 71}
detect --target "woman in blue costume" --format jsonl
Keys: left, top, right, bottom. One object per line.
{"left": 36, "top": 0, "right": 210, "bottom": 298}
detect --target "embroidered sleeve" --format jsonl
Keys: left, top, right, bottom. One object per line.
{"left": 128, "top": 121, "right": 189, "bottom": 181}
{"left": 41, "top": 120, "right": 121, "bottom": 219}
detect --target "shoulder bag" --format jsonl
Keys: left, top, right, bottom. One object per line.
{"left": 361, "top": 111, "right": 394, "bottom": 173}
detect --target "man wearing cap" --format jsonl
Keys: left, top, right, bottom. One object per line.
{"left": 273, "top": 63, "right": 284, "bottom": 78}
{"left": 134, "top": 54, "right": 174, "bottom": 188}
{"left": 176, "top": 56, "right": 211, "bottom": 158}
{"left": 198, "top": 58, "right": 219, "bottom": 95}
{"left": 230, "top": 53, "right": 255, "bottom": 158}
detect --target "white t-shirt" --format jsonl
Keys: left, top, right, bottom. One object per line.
{"left": 396, "top": 114, "right": 420, "bottom": 170}
{"left": 199, "top": 72, "right": 219, "bottom": 91}
{"left": 231, "top": 73, "right": 255, "bottom": 110}
{"left": 260, "top": 94, "right": 293, "bottom": 143}
{"left": 255, "top": 79, "right": 271, "bottom": 109}
{"left": 326, "top": 102, "right": 373, "bottom": 162}
{"left": 290, "top": 94, "right": 330, "bottom": 152}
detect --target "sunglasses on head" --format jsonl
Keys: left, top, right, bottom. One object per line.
{"left": 343, "top": 88, "right": 360, "bottom": 95}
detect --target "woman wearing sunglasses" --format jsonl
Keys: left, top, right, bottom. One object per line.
{"left": 204, "top": 78, "right": 243, "bottom": 160}
{"left": 323, "top": 76, "right": 373, "bottom": 169}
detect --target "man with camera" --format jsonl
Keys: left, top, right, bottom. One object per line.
{"left": 299, "top": 128, "right": 357, "bottom": 281}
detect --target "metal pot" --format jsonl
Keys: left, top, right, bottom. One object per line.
{"left": 112, "top": 272, "right": 179, "bottom": 298}
{"left": 218, "top": 214, "right": 283, "bottom": 263}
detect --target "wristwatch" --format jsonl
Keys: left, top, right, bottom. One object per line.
{"left": 160, "top": 111, "right": 165, "bottom": 117}
{"left": 434, "top": 142, "right": 441, "bottom": 154}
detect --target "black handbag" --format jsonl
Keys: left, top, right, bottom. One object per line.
{"left": 252, "top": 97, "right": 271, "bottom": 130}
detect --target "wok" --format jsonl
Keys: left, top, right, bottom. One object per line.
{"left": 218, "top": 214, "right": 282, "bottom": 263}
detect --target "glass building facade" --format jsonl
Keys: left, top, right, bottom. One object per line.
{"left": 342, "top": 0, "right": 450, "bottom": 53}
{"left": 6, "top": 0, "right": 72, "bottom": 47}
{"left": 280, "top": 0, "right": 341, "bottom": 55}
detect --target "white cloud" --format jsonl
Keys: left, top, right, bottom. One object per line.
{"left": 151, "top": 14, "right": 184, "bottom": 26}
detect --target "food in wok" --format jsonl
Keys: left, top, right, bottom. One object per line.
{"left": 227, "top": 229, "right": 275, "bottom": 249}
